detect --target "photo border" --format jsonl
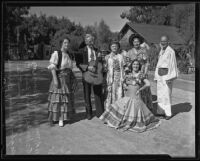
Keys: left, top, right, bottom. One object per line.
{"left": 1, "top": 0, "right": 199, "bottom": 160}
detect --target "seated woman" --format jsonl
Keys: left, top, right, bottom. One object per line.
{"left": 99, "top": 59, "right": 161, "bottom": 132}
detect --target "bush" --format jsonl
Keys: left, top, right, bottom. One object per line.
{"left": 148, "top": 45, "right": 159, "bottom": 71}
{"left": 175, "top": 46, "right": 190, "bottom": 74}
{"left": 177, "top": 59, "right": 190, "bottom": 74}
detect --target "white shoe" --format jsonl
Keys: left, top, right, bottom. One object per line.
{"left": 59, "top": 120, "right": 64, "bottom": 127}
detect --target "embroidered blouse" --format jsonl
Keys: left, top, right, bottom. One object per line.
{"left": 124, "top": 72, "right": 145, "bottom": 86}
{"left": 105, "top": 52, "right": 124, "bottom": 85}
{"left": 47, "top": 51, "right": 73, "bottom": 70}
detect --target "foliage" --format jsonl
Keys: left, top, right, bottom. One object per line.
{"left": 148, "top": 45, "right": 159, "bottom": 71}
{"left": 5, "top": 7, "right": 117, "bottom": 59}
{"left": 175, "top": 46, "right": 191, "bottom": 74}
{"left": 4, "top": 6, "right": 30, "bottom": 59}
{"left": 84, "top": 19, "right": 119, "bottom": 50}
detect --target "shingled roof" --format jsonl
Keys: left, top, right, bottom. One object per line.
{"left": 120, "top": 22, "right": 185, "bottom": 45}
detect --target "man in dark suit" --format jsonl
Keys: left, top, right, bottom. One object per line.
{"left": 75, "top": 34, "right": 104, "bottom": 120}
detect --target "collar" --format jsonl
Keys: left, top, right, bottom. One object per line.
{"left": 87, "top": 45, "right": 94, "bottom": 50}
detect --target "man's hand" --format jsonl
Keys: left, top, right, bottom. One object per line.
{"left": 87, "top": 66, "right": 96, "bottom": 72}
{"left": 166, "top": 80, "right": 172, "bottom": 85}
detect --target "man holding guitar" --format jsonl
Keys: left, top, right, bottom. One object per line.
{"left": 75, "top": 34, "right": 104, "bottom": 120}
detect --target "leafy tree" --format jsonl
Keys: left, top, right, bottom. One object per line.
{"left": 96, "top": 19, "right": 112, "bottom": 46}
{"left": 4, "top": 6, "right": 30, "bottom": 59}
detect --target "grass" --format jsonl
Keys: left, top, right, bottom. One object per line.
{"left": 4, "top": 60, "right": 84, "bottom": 137}
{"left": 5, "top": 60, "right": 195, "bottom": 81}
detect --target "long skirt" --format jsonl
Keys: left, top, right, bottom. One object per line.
{"left": 48, "top": 68, "right": 77, "bottom": 121}
{"left": 104, "top": 71, "right": 123, "bottom": 109}
{"left": 141, "top": 87, "right": 154, "bottom": 113}
{"left": 100, "top": 96, "right": 160, "bottom": 133}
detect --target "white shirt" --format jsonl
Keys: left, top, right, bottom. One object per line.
{"left": 156, "top": 49, "right": 171, "bottom": 68}
{"left": 47, "top": 51, "right": 73, "bottom": 70}
{"left": 154, "top": 46, "right": 178, "bottom": 81}
{"left": 87, "top": 46, "right": 96, "bottom": 62}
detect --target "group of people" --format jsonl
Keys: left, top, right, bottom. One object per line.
{"left": 47, "top": 33, "right": 178, "bottom": 133}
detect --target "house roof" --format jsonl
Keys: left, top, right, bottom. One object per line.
{"left": 120, "top": 22, "right": 185, "bottom": 45}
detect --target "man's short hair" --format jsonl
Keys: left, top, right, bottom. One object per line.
{"left": 161, "top": 35, "right": 169, "bottom": 41}
{"left": 85, "top": 34, "right": 94, "bottom": 41}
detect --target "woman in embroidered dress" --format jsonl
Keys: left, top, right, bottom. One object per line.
{"left": 125, "top": 34, "right": 154, "bottom": 113}
{"left": 47, "top": 37, "right": 77, "bottom": 127}
{"left": 100, "top": 59, "right": 160, "bottom": 132}
{"left": 104, "top": 40, "right": 125, "bottom": 110}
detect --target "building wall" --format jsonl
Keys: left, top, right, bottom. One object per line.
{"left": 119, "top": 29, "right": 135, "bottom": 51}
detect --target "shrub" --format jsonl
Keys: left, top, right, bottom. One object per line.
{"left": 148, "top": 45, "right": 159, "bottom": 71}
{"left": 175, "top": 46, "right": 190, "bottom": 74}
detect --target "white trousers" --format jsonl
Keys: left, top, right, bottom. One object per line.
{"left": 157, "top": 78, "right": 173, "bottom": 116}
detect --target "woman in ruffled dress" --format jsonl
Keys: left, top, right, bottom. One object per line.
{"left": 125, "top": 34, "right": 154, "bottom": 113}
{"left": 104, "top": 40, "right": 125, "bottom": 110}
{"left": 47, "top": 37, "right": 77, "bottom": 127}
{"left": 99, "top": 59, "right": 160, "bottom": 132}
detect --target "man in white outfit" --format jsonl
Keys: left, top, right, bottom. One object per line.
{"left": 154, "top": 35, "right": 179, "bottom": 120}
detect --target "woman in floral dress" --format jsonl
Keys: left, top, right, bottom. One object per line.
{"left": 100, "top": 59, "right": 160, "bottom": 132}
{"left": 104, "top": 40, "right": 125, "bottom": 110}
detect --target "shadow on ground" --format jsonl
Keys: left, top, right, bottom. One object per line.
{"left": 171, "top": 102, "right": 192, "bottom": 116}
{"left": 152, "top": 98, "right": 192, "bottom": 119}
{"left": 5, "top": 67, "right": 85, "bottom": 136}
{"left": 68, "top": 110, "right": 97, "bottom": 124}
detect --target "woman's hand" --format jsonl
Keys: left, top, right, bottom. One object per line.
{"left": 123, "top": 83, "right": 128, "bottom": 90}
{"left": 54, "top": 79, "right": 59, "bottom": 88}
{"left": 136, "top": 89, "right": 140, "bottom": 95}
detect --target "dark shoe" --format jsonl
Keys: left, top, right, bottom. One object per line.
{"left": 155, "top": 113, "right": 166, "bottom": 119}
{"left": 85, "top": 107, "right": 93, "bottom": 120}
{"left": 156, "top": 115, "right": 166, "bottom": 119}
{"left": 48, "top": 120, "right": 55, "bottom": 127}
{"left": 165, "top": 116, "right": 172, "bottom": 120}
{"left": 86, "top": 114, "right": 93, "bottom": 120}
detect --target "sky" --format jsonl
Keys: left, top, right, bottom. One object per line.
{"left": 29, "top": 7, "right": 131, "bottom": 32}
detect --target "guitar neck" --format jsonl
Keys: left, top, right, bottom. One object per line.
{"left": 94, "top": 55, "right": 99, "bottom": 67}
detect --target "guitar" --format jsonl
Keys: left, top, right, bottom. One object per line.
{"left": 83, "top": 55, "right": 103, "bottom": 85}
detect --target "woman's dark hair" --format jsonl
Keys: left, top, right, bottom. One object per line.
{"left": 59, "top": 37, "right": 74, "bottom": 60}
{"left": 129, "top": 59, "right": 142, "bottom": 72}
{"left": 129, "top": 34, "right": 144, "bottom": 46}
{"left": 109, "top": 40, "right": 121, "bottom": 51}
{"left": 59, "top": 37, "right": 71, "bottom": 47}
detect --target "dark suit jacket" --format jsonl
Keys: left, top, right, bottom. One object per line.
{"left": 75, "top": 46, "right": 100, "bottom": 73}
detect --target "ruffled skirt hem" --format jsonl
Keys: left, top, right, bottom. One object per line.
{"left": 100, "top": 96, "right": 160, "bottom": 132}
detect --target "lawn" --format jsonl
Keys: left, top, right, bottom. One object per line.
{"left": 5, "top": 60, "right": 195, "bottom": 81}
{"left": 4, "top": 60, "right": 83, "bottom": 137}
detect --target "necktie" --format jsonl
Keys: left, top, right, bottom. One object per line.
{"left": 90, "top": 49, "right": 95, "bottom": 62}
